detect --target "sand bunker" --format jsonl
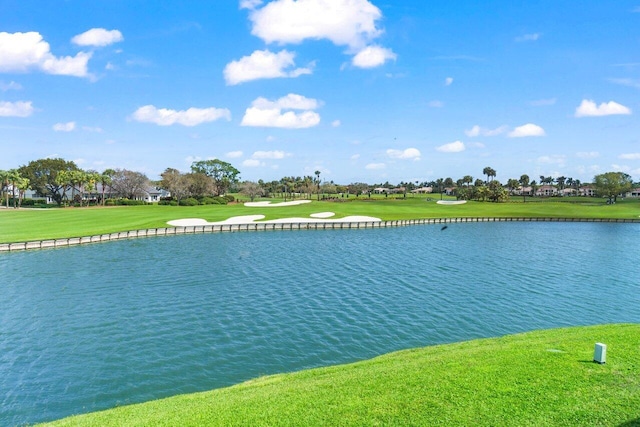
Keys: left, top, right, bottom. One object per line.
{"left": 436, "top": 200, "right": 467, "bottom": 205}
{"left": 244, "top": 200, "right": 312, "bottom": 207}
{"left": 167, "top": 212, "right": 380, "bottom": 227}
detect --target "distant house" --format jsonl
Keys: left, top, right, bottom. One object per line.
{"left": 411, "top": 186, "right": 433, "bottom": 194}
{"left": 143, "top": 187, "right": 169, "bottom": 203}
{"left": 535, "top": 185, "right": 557, "bottom": 197}
{"left": 514, "top": 186, "right": 533, "bottom": 196}
{"left": 580, "top": 186, "right": 596, "bottom": 197}
{"left": 626, "top": 188, "right": 640, "bottom": 198}
{"left": 444, "top": 187, "right": 456, "bottom": 196}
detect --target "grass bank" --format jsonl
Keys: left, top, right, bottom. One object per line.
{"left": 42, "top": 324, "right": 640, "bottom": 426}
{"left": 1, "top": 197, "right": 639, "bottom": 244}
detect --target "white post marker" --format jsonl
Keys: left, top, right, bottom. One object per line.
{"left": 593, "top": 343, "right": 607, "bottom": 364}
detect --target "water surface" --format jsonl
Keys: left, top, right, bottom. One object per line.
{"left": 1, "top": 222, "right": 639, "bottom": 425}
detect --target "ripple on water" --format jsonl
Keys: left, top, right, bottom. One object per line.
{"left": 0, "top": 222, "right": 639, "bottom": 425}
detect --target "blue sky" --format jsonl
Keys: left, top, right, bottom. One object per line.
{"left": 1, "top": 0, "right": 638, "bottom": 184}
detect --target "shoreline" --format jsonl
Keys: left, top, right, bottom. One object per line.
{"left": 2, "top": 216, "right": 639, "bottom": 252}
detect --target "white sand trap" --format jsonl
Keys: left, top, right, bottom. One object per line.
{"left": 436, "top": 200, "right": 467, "bottom": 205}
{"left": 167, "top": 213, "right": 380, "bottom": 227}
{"left": 244, "top": 200, "right": 312, "bottom": 207}
{"left": 310, "top": 212, "right": 335, "bottom": 218}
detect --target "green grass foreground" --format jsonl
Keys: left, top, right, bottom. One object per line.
{"left": 42, "top": 324, "right": 640, "bottom": 426}
{"left": 1, "top": 197, "right": 639, "bottom": 243}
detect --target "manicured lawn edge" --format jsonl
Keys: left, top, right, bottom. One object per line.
{"left": 41, "top": 324, "right": 640, "bottom": 426}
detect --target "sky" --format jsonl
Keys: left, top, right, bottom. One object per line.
{"left": 1, "top": 0, "right": 639, "bottom": 185}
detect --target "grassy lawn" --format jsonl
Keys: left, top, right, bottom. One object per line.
{"left": 0, "top": 197, "right": 639, "bottom": 243}
{"left": 41, "top": 324, "right": 640, "bottom": 426}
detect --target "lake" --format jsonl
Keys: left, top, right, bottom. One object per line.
{"left": 1, "top": 221, "right": 639, "bottom": 425}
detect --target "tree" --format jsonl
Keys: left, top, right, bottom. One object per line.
{"left": 314, "top": 170, "right": 321, "bottom": 201}
{"left": 18, "top": 158, "right": 80, "bottom": 206}
{"left": 190, "top": 159, "right": 240, "bottom": 196}
{"left": 239, "top": 181, "right": 264, "bottom": 202}
{"left": 593, "top": 172, "right": 633, "bottom": 204}
{"left": 110, "top": 169, "right": 150, "bottom": 200}
{"left": 506, "top": 178, "right": 520, "bottom": 195}
{"left": 483, "top": 166, "right": 496, "bottom": 183}
{"left": 436, "top": 178, "right": 444, "bottom": 200}
{"left": 519, "top": 174, "right": 530, "bottom": 202}
{"left": 99, "top": 169, "right": 115, "bottom": 205}
{"left": 160, "top": 168, "right": 191, "bottom": 204}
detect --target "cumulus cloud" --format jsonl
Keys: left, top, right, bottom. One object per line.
{"left": 508, "top": 123, "right": 546, "bottom": 137}
{"left": 252, "top": 150, "right": 290, "bottom": 159}
{"left": 464, "top": 125, "right": 508, "bottom": 137}
{"left": 365, "top": 162, "right": 386, "bottom": 170}
{"left": 0, "top": 32, "right": 91, "bottom": 77}
{"left": 248, "top": 0, "right": 383, "bottom": 48}
{"left": 242, "top": 159, "right": 264, "bottom": 167}
{"left": 574, "top": 99, "right": 632, "bottom": 117}
{"left": 331, "top": 119, "right": 341, "bottom": 127}
{"left": 445, "top": 77, "right": 453, "bottom": 86}
{"left": 352, "top": 45, "right": 396, "bottom": 68}
{"left": 226, "top": 150, "right": 244, "bottom": 158}
{"left": 0, "top": 100, "right": 34, "bottom": 117}
{"left": 436, "top": 141, "right": 465, "bottom": 153}
{"left": 386, "top": 148, "right": 421, "bottom": 160}
{"left": 132, "top": 105, "right": 231, "bottom": 126}
{"left": 71, "top": 28, "right": 124, "bottom": 47}
{"left": 53, "top": 121, "right": 76, "bottom": 132}
{"left": 241, "top": 93, "right": 321, "bottom": 128}
{"left": 619, "top": 153, "right": 640, "bottom": 160}
{"left": 224, "top": 49, "right": 313, "bottom": 85}
{"left": 246, "top": 0, "right": 394, "bottom": 66}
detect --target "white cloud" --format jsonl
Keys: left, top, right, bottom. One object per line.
{"left": 82, "top": 126, "right": 103, "bottom": 133}
{"left": 0, "top": 100, "right": 34, "bottom": 117}
{"left": 445, "top": 77, "right": 453, "bottom": 86}
{"left": 574, "top": 99, "right": 632, "bottom": 117}
{"left": 71, "top": 28, "right": 124, "bottom": 47}
{"left": 436, "top": 141, "right": 465, "bottom": 153}
{"left": 386, "top": 148, "right": 421, "bottom": 160}
{"left": 331, "top": 119, "right": 341, "bottom": 127}
{"left": 226, "top": 150, "right": 244, "bottom": 158}
{"left": 53, "top": 121, "right": 76, "bottom": 132}
{"left": 608, "top": 78, "right": 640, "bottom": 89}
{"left": 576, "top": 151, "right": 600, "bottom": 159}
{"left": 365, "top": 162, "right": 386, "bottom": 170}
{"left": 132, "top": 105, "right": 231, "bottom": 126}
{"left": 0, "top": 32, "right": 91, "bottom": 77}
{"left": 428, "top": 100, "right": 443, "bottom": 108}
{"left": 619, "top": 153, "right": 640, "bottom": 160}
{"left": 241, "top": 93, "right": 321, "bottom": 129}
{"left": 240, "top": 0, "right": 263, "bottom": 10}
{"left": 350, "top": 154, "right": 360, "bottom": 160}
{"left": 464, "top": 125, "right": 508, "bottom": 137}
{"left": 0, "top": 81, "right": 22, "bottom": 91}
{"left": 508, "top": 123, "right": 546, "bottom": 137}
{"left": 252, "top": 150, "right": 290, "bottom": 159}
{"left": 242, "top": 159, "right": 264, "bottom": 167}
{"left": 352, "top": 45, "right": 396, "bottom": 68}
{"left": 515, "top": 33, "right": 541, "bottom": 42}
{"left": 537, "top": 155, "right": 566, "bottom": 166}
{"left": 224, "top": 49, "right": 313, "bottom": 85}
{"left": 248, "top": 0, "right": 384, "bottom": 50}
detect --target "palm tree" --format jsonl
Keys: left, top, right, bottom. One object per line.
{"left": 314, "top": 170, "right": 321, "bottom": 200}
{"left": 483, "top": 167, "right": 496, "bottom": 183}
{"left": 0, "top": 170, "right": 10, "bottom": 208}
{"left": 436, "top": 178, "right": 444, "bottom": 200}
{"left": 519, "top": 174, "right": 530, "bottom": 202}
{"left": 463, "top": 175, "right": 473, "bottom": 188}
{"left": 100, "top": 169, "right": 115, "bottom": 206}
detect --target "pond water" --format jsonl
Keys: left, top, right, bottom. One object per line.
{"left": 1, "top": 222, "right": 639, "bottom": 425}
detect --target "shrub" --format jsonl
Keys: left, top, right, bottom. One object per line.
{"left": 198, "top": 196, "right": 217, "bottom": 205}
{"left": 179, "top": 197, "right": 200, "bottom": 206}
{"left": 223, "top": 194, "right": 235, "bottom": 203}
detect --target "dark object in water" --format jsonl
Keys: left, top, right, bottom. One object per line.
{"left": 441, "top": 225, "right": 448, "bottom": 231}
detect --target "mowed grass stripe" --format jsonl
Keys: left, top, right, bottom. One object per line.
{"left": 42, "top": 324, "right": 640, "bottom": 426}
{"left": 1, "top": 198, "right": 639, "bottom": 243}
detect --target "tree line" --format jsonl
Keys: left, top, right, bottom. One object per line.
{"left": 0, "top": 158, "right": 637, "bottom": 208}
